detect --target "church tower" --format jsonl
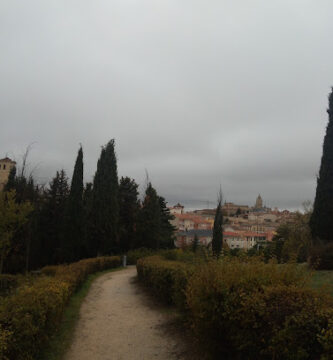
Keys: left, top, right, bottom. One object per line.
{"left": 0, "top": 157, "right": 16, "bottom": 191}
{"left": 255, "top": 194, "right": 263, "bottom": 209}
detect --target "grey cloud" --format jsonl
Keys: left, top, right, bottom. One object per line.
{"left": 1, "top": 0, "right": 333, "bottom": 210}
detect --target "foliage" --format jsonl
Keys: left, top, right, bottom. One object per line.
{"left": 137, "top": 256, "right": 333, "bottom": 359}
{"left": 0, "top": 256, "right": 121, "bottom": 360}
{"left": 126, "top": 248, "right": 156, "bottom": 265}
{"left": 310, "top": 88, "right": 333, "bottom": 243}
{"left": 0, "top": 191, "right": 33, "bottom": 274}
{"left": 0, "top": 275, "right": 18, "bottom": 296}
{"left": 88, "top": 139, "right": 119, "bottom": 255}
{"left": 136, "top": 182, "right": 175, "bottom": 250}
{"left": 265, "top": 211, "right": 312, "bottom": 263}
{"left": 309, "top": 242, "right": 333, "bottom": 270}
{"left": 137, "top": 256, "right": 194, "bottom": 308}
{"left": 32, "top": 170, "right": 69, "bottom": 268}
{"left": 118, "top": 177, "right": 140, "bottom": 252}
{"left": 62, "top": 146, "right": 84, "bottom": 262}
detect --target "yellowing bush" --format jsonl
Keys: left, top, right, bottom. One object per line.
{"left": 137, "top": 256, "right": 333, "bottom": 359}
{"left": 0, "top": 256, "right": 121, "bottom": 360}
{"left": 137, "top": 256, "right": 193, "bottom": 308}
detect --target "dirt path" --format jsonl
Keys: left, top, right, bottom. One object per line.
{"left": 64, "top": 266, "right": 188, "bottom": 360}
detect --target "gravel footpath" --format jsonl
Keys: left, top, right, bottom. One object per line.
{"left": 64, "top": 266, "right": 188, "bottom": 360}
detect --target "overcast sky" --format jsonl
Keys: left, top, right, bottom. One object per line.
{"left": 1, "top": 1, "right": 333, "bottom": 210}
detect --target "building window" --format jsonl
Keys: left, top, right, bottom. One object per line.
{"left": 3, "top": 165, "right": 5, "bottom": 170}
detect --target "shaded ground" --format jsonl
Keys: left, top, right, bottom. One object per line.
{"left": 64, "top": 266, "right": 196, "bottom": 360}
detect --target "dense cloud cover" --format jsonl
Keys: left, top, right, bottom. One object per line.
{"left": 1, "top": 0, "right": 333, "bottom": 210}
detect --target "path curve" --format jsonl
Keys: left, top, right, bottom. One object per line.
{"left": 64, "top": 266, "right": 186, "bottom": 360}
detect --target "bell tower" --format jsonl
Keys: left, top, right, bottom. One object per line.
{"left": 0, "top": 157, "right": 16, "bottom": 191}
{"left": 255, "top": 194, "right": 263, "bottom": 209}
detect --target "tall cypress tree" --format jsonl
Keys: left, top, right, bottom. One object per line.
{"left": 119, "top": 177, "right": 140, "bottom": 252}
{"left": 63, "top": 146, "right": 84, "bottom": 261}
{"left": 310, "top": 89, "right": 333, "bottom": 243}
{"left": 137, "top": 182, "right": 161, "bottom": 249}
{"left": 212, "top": 189, "right": 223, "bottom": 257}
{"left": 89, "top": 140, "right": 119, "bottom": 255}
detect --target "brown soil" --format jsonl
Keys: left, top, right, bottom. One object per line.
{"left": 64, "top": 266, "right": 192, "bottom": 360}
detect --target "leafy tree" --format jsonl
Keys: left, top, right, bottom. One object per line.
{"left": 89, "top": 140, "right": 119, "bottom": 255}
{"left": 62, "top": 146, "right": 84, "bottom": 261}
{"left": 118, "top": 177, "right": 140, "bottom": 252}
{"left": 310, "top": 88, "right": 333, "bottom": 243}
{"left": 0, "top": 190, "right": 32, "bottom": 274}
{"left": 192, "top": 233, "right": 199, "bottom": 252}
{"left": 212, "top": 189, "right": 223, "bottom": 257}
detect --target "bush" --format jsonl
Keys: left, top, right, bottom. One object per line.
{"left": 0, "top": 275, "right": 18, "bottom": 295}
{"left": 137, "top": 256, "right": 333, "bottom": 359}
{"left": 186, "top": 259, "right": 332, "bottom": 359}
{"left": 0, "top": 256, "right": 121, "bottom": 360}
{"left": 137, "top": 256, "right": 193, "bottom": 308}
{"left": 126, "top": 248, "right": 156, "bottom": 265}
{"left": 309, "top": 242, "right": 333, "bottom": 270}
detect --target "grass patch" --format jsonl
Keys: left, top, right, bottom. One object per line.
{"left": 39, "top": 267, "right": 123, "bottom": 360}
{"left": 310, "top": 270, "right": 333, "bottom": 295}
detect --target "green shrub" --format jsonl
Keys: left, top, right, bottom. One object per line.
{"left": 137, "top": 256, "right": 333, "bottom": 359}
{"left": 309, "top": 242, "right": 333, "bottom": 270}
{"left": 0, "top": 256, "right": 121, "bottom": 360}
{"left": 0, "top": 275, "right": 18, "bottom": 295}
{"left": 137, "top": 256, "right": 193, "bottom": 308}
{"left": 126, "top": 248, "right": 156, "bottom": 265}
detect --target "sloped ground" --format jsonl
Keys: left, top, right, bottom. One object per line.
{"left": 64, "top": 266, "right": 189, "bottom": 360}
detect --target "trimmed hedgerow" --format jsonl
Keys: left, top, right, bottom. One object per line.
{"left": 137, "top": 256, "right": 333, "bottom": 359}
{"left": 0, "top": 256, "right": 121, "bottom": 360}
{"left": 0, "top": 275, "right": 18, "bottom": 296}
{"left": 137, "top": 255, "right": 194, "bottom": 309}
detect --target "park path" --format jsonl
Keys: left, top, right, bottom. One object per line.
{"left": 64, "top": 266, "right": 187, "bottom": 360}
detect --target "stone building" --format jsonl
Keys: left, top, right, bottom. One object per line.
{"left": 0, "top": 157, "right": 16, "bottom": 191}
{"left": 255, "top": 194, "right": 263, "bottom": 209}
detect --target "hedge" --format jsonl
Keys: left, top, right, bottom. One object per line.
{"left": 137, "top": 256, "right": 333, "bottom": 359}
{"left": 0, "top": 275, "right": 18, "bottom": 296}
{"left": 0, "top": 256, "right": 121, "bottom": 360}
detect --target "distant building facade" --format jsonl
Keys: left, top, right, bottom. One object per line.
{"left": 0, "top": 157, "right": 16, "bottom": 191}
{"left": 169, "top": 203, "right": 184, "bottom": 215}
{"left": 255, "top": 194, "right": 263, "bottom": 209}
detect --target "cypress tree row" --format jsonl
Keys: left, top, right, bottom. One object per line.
{"left": 212, "top": 189, "right": 223, "bottom": 257}
{"left": 310, "top": 89, "right": 333, "bottom": 243}
{"left": 89, "top": 139, "right": 119, "bottom": 255}
{"left": 63, "top": 146, "right": 84, "bottom": 261}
